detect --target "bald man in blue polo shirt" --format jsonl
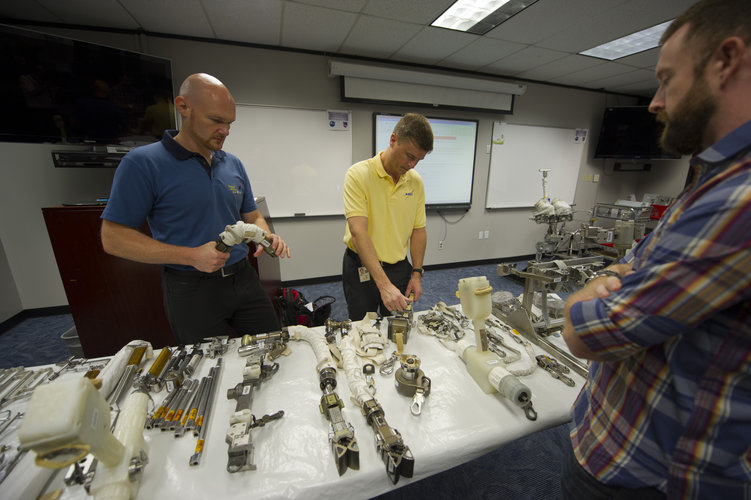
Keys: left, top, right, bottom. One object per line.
{"left": 101, "top": 73, "right": 290, "bottom": 344}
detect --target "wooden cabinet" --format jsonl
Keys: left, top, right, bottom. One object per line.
{"left": 42, "top": 199, "right": 281, "bottom": 358}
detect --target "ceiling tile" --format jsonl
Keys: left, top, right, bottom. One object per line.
{"left": 0, "top": 1, "right": 64, "bottom": 23}
{"left": 36, "top": 0, "right": 139, "bottom": 29}
{"left": 516, "top": 54, "right": 605, "bottom": 81}
{"left": 391, "top": 27, "right": 475, "bottom": 66}
{"left": 0, "top": 0, "right": 698, "bottom": 96}
{"left": 437, "top": 37, "right": 525, "bottom": 71}
{"left": 609, "top": 79, "right": 658, "bottom": 97}
{"left": 362, "top": 0, "right": 453, "bottom": 24}
{"left": 536, "top": 0, "right": 694, "bottom": 53}
{"left": 616, "top": 46, "right": 660, "bottom": 70}
{"left": 340, "top": 15, "right": 422, "bottom": 59}
{"left": 293, "top": 0, "right": 367, "bottom": 13}
{"left": 549, "top": 62, "right": 636, "bottom": 88}
{"left": 282, "top": 1, "right": 358, "bottom": 52}
{"left": 588, "top": 68, "right": 655, "bottom": 88}
{"left": 205, "top": 0, "right": 282, "bottom": 45}
{"left": 121, "top": 0, "right": 214, "bottom": 38}
{"left": 486, "top": 0, "right": 627, "bottom": 45}
{"left": 483, "top": 46, "right": 568, "bottom": 75}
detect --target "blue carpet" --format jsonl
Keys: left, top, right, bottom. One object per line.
{"left": 373, "top": 422, "right": 570, "bottom": 500}
{"left": 0, "top": 313, "right": 75, "bottom": 368}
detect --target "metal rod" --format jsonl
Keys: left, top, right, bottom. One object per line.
{"left": 190, "top": 359, "right": 222, "bottom": 466}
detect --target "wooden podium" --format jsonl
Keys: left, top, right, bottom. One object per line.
{"left": 42, "top": 198, "right": 281, "bottom": 358}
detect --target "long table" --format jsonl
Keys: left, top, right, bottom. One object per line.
{"left": 4, "top": 311, "right": 586, "bottom": 500}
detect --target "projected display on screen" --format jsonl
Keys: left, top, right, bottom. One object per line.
{"left": 374, "top": 113, "right": 477, "bottom": 210}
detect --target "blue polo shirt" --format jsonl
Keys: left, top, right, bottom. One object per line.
{"left": 102, "top": 130, "right": 257, "bottom": 270}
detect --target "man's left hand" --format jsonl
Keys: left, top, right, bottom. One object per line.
{"left": 253, "top": 233, "right": 291, "bottom": 258}
{"left": 405, "top": 275, "right": 423, "bottom": 303}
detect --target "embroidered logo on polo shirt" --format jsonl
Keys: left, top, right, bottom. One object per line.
{"left": 405, "top": 191, "right": 414, "bottom": 196}
{"left": 228, "top": 185, "right": 239, "bottom": 195}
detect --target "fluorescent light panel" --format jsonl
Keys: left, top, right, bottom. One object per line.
{"left": 432, "top": 0, "right": 539, "bottom": 35}
{"left": 580, "top": 20, "right": 673, "bottom": 60}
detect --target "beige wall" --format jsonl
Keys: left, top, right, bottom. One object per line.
{"left": 0, "top": 27, "right": 690, "bottom": 320}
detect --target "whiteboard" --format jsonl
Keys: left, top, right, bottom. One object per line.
{"left": 222, "top": 105, "right": 352, "bottom": 217}
{"left": 485, "top": 122, "right": 586, "bottom": 209}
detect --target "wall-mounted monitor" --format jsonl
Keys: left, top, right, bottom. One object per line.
{"left": 594, "top": 106, "right": 679, "bottom": 160}
{"left": 0, "top": 23, "right": 175, "bottom": 148}
{"left": 374, "top": 113, "right": 477, "bottom": 210}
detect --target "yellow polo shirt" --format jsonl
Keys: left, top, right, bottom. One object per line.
{"left": 343, "top": 152, "right": 426, "bottom": 264}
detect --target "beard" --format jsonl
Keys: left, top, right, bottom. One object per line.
{"left": 657, "top": 76, "right": 717, "bottom": 156}
{"left": 204, "top": 135, "right": 226, "bottom": 151}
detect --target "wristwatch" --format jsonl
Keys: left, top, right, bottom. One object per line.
{"left": 586, "top": 269, "right": 620, "bottom": 283}
{"left": 412, "top": 268, "right": 424, "bottom": 277}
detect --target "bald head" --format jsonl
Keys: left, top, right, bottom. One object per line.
{"left": 173, "top": 73, "right": 237, "bottom": 157}
{"left": 178, "top": 73, "right": 234, "bottom": 107}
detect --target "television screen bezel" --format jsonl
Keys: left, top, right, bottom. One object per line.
{"left": 0, "top": 23, "right": 176, "bottom": 148}
{"left": 593, "top": 105, "right": 680, "bottom": 160}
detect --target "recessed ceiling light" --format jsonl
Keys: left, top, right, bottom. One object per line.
{"left": 579, "top": 20, "right": 673, "bottom": 60}
{"left": 431, "top": 0, "right": 539, "bottom": 35}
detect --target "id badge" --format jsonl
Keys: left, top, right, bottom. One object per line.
{"left": 358, "top": 266, "right": 371, "bottom": 282}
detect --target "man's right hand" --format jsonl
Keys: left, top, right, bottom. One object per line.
{"left": 192, "top": 241, "right": 230, "bottom": 272}
{"left": 379, "top": 282, "right": 411, "bottom": 313}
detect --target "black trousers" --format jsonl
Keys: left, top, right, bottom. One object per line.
{"left": 161, "top": 259, "right": 279, "bottom": 344}
{"left": 561, "top": 440, "right": 666, "bottom": 500}
{"left": 342, "top": 247, "right": 411, "bottom": 321}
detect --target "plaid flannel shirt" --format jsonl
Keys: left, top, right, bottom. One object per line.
{"left": 569, "top": 120, "right": 751, "bottom": 499}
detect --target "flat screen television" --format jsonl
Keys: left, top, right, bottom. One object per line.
{"left": 594, "top": 106, "right": 679, "bottom": 160}
{"left": 0, "top": 23, "right": 175, "bottom": 147}
{"left": 374, "top": 113, "right": 477, "bottom": 210}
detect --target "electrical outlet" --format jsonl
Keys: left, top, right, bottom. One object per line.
{"left": 438, "top": 241, "right": 445, "bottom": 250}
{"left": 484, "top": 230, "right": 490, "bottom": 239}
{"left": 593, "top": 174, "right": 600, "bottom": 183}
{"left": 478, "top": 231, "right": 483, "bottom": 240}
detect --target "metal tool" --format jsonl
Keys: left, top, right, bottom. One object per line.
{"left": 325, "top": 318, "right": 351, "bottom": 343}
{"left": 387, "top": 293, "right": 414, "bottom": 348}
{"left": 379, "top": 352, "right": 400, "bottom": 376}
{"left": 177, "top": 377, "right": 206, "bottom": 438}
{"left": 205, "top": 336, "right": 230, "bottom": 359}
{"left": 133, "top": 347, "right": 172, "bottom": 393}
{"left": 216, "top": 221, "right": 277, "bottom": 257}
{"left": 394, "top": 355, "right": 431, "bottom": 416}
{"left": 0, "top": 411, "right": 23, "bottom": 439}
{"left": 163, "top": 379, "right": 198, "bottom": 432}
{"left": 360, "top": 399, "right": 414, "bottom": 484}
{"left": 184, "top": 378, "right": 207, "bottom": 436}
{"left": 190, "top": 359, "right": 222, "bottom": 466}
{"left": 340, "top": 335, "right": 413, "bottom": 484}
{"left": 318, "top": 366, "right": 359, "bottom": 475}
{"left": 225, "top": 333, "right": 287, "bottom": 472}
{"left": 536, "top": 354, "right": 576, "bottom": 387}
{"left": 1, "top": 368, "right": 52, "bottom": 406}
{"left": 48, "top": 356, "right": 79, "bottom": 381}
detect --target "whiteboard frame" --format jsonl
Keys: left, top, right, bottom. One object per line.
{"left": 222, "top": 104, "right": 352, "bottom": 218}
{"left": 485, "top": 122, "right": 586, "bottom": 209}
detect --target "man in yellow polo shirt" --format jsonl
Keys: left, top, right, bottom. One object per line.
{"left": 342, "top": 113, "right": 434, "bottom": 321}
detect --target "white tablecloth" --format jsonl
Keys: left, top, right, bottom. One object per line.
{"left": 7, "top": 313, "right": 586, "bottom": 500}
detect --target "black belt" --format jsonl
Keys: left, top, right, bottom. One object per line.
{"left": 164, "top": 256, "right": 249, "bottom": 279}
{"left": 345, "top": 247, "right": 406, "bottom": 268}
